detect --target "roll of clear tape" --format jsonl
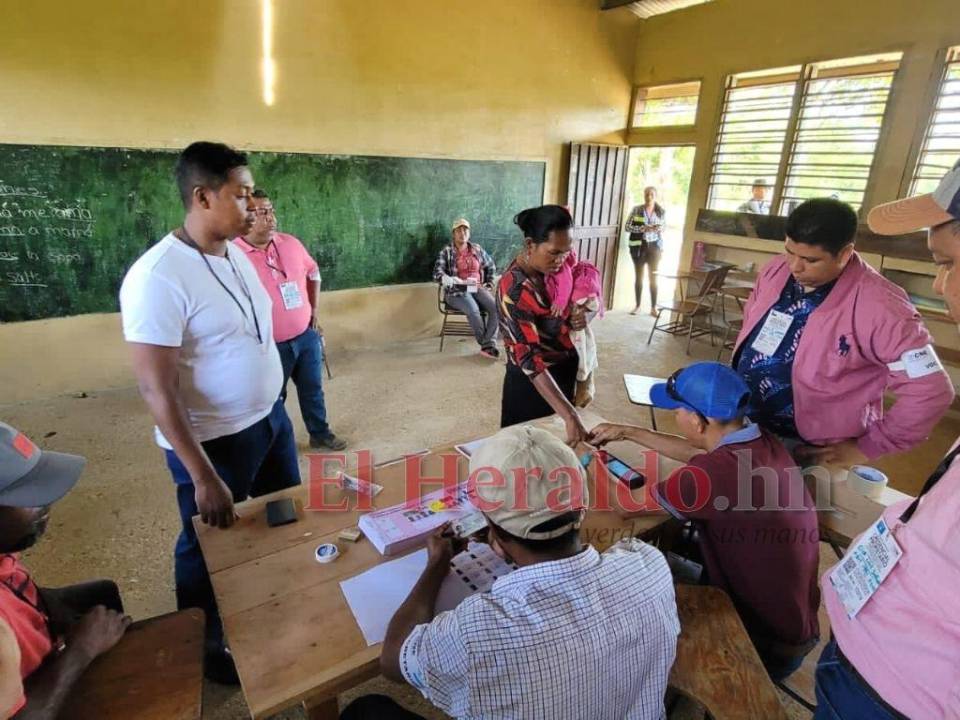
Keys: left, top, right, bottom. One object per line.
{"left": 847, "top": 465, "right": 888, "bottom": 500}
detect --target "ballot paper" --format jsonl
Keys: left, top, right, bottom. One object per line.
{"left": 340, "top": 542, "right": 517, "bottom": 646}
{"left": 358, "top": 481, "right": 479, "bottom": 556}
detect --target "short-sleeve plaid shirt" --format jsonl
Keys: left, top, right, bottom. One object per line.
{"left": 399, "top": 539, "right": 679, "bottom": 720}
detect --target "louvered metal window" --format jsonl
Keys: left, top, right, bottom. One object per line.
{"left": 911, "top": 47, "right": 960, "bottom": 195}
{"left": 706, "top": 68, "right": 798, "bottom": 211}
{"left": 707, "top": 54, "right": 901, "bottom": 214}
{"left": 631, "top": 81, "right": 701, "bottom": 128}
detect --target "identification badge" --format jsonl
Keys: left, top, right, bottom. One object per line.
{"left": 750, "top": 309, "right": 793, "bottom": 356}
{"left": 279, "top": 281, "right": 304, "bottom": 310}
{"left": 888, "top": 344, "right": 945, "bottom": 379}
{"left": 828, "top": 517, "right": 902, "bottom": 619}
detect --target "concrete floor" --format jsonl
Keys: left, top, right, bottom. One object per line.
{"left": 4, "top": 310, "right": 957, "bottom": 719}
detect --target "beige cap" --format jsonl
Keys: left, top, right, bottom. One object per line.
{"left": 451, "top": 218, "right": 471, "bottom": 232}
{"left": 469, "top": 425, "right": 588, "bottom": 540}
{"left": 868, "top": 159, "right": 960, "bottom": 235}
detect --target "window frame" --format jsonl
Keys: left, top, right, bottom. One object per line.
{"left": 628, "top": 78, "right": 704, "bottom": 131}
{"left": 905, "top": 46, "right": 960, "bottom": 197}
{"left": 706, "top": 53, "right": 903, "bottom": 215}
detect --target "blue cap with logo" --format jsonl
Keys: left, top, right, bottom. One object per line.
{"left": 649, "top": 362, "right": 751, "bottom": 422}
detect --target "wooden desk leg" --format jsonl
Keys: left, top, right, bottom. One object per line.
{"left": 649, "top": 406, "right": 658, "bottom": 431}
{"left": 304, "top": 697, "right": 339, "bottom": 720}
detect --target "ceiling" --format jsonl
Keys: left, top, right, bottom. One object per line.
{"left": 601, "top": 0, "right": 714, "bottom": 19}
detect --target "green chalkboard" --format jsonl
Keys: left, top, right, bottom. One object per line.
{"left": 0, "top": 145, "right": 545, "bottom": 321}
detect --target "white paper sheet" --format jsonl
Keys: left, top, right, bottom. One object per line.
{"left": 340, "top": 542, "right": 516, "bottom": 646}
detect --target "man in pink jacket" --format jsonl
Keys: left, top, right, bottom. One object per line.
{"left": 733, "top": 198, "right": 954, "bottom": 467}
{"left": 810, "top": 161, "right": 960, "bottom": 720}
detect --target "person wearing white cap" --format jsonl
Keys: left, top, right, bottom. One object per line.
{"left": 0, "top": 422, "right": 131, "bottom": 718}
{"left": 807, "top": 161, "right": 960, "bottom": 720}
{"left": 350, "top": 425, "right": 678, "bottom": 720}
{"left": 432, "top": 218, "right": 500, "bottom": 358}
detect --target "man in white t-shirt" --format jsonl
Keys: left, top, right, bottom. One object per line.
{"left": 119, "top": 142, "right": 300, "bottom": 685}
{"left": 345, "top": 425, "right": 679, "bottom": 720}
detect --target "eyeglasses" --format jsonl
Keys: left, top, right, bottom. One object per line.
{"left": 665, "top": 370, "right": 708, "bottom": 424}
{"left": 255, "top": 207, "right": 275, "bottom": 217}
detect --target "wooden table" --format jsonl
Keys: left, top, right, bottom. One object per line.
{"left": 815, "top": 467, "right": 912, "bottom": 550}
{"left": 671, "top": 585, "right": 788, "bottom": 720}
{"left": 61, "top": 609, "right": 204, "bottom": 720}
{"left": 623, "top": 373, "right": 666, "bottom": 431}
{"left": 196, "top": 411, "right": 678, "bottom": 719}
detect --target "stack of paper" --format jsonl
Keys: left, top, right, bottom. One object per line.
{"left": 340, "top": 542, "right": 517, "bottom": 646}
{"left": 358, "top": 482, "right": 479, "bottom": 556}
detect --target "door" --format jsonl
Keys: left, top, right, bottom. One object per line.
{"left": 566, "top": 143, "right": 629, "bottom": 309}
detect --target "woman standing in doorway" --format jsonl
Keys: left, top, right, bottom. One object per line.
{"left": 497, "top": 205, "right": 590, "bottom": 446}
{"left": 624, "top": 186, "right": 666, "bottom": 316}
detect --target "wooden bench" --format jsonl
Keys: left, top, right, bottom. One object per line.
{"left": 61, "top": 608, "right": 205, "bottom": 720}
{"left": 670, "top": 585, "right": 788, "bottom": 720}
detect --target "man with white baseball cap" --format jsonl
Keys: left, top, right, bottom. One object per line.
{"left": 808, "top": 162, "right": 960, "bottom": 720}
{"left": 355, "top": 425, "right": 678, "bottom": 720}
{"left": 0, "top": 422, "right": 130, "bottom": 718}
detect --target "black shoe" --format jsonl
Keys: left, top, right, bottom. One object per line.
{"left": 204, "top": 648, "right": 240, "bottom": 686}
{"left": 310, "top": 433, "right": 348, "bottom": 451}
{"left": 480, "top": 345, "right": 500, "bottom": 359}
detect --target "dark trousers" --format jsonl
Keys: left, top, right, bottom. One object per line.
{"left": 629, "top": 241, "right": 662, "bottom": 308}
{"left": 39, "top": 580, "right": 123, "bottom": 637}
{"left": 814, "top": 638, "right": 906, "bottom": 719}
{"left": 500, "top": 353, "right": 579, "bottom": 428}
{"left": 277, "top": 327, "right": 331, "bottom": 440}
{"left": 165, "top": 398, "right": 301, "bottom": 647}
{"left": 340, "top": 695, "right": 426, "bottom": 720}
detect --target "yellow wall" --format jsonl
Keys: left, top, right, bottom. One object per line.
{"left": 0, "top": 0, "right": 639, "bottom": 400}
{"left": 0, "top": 0, "right": 637, "bottom": 201}
{"left": 629, "top": 0, "right": 960, "bottom": 271}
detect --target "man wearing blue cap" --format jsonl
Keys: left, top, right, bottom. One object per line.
{"left": 591, "top": 362, "right": 820, "bottom": 680}
{"left": 0, "top": 421, "right": 131, "bottom": 718}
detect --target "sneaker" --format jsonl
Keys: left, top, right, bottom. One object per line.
{"left": 310, "top": 433, "right": 348, "bottom": 451}
{"left": 480, "top": 346, "right": 500, "bottom": 360}
{"left": 204, "top": 647, "right": 240, "bottom": 686}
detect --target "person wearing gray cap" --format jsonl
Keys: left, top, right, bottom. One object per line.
{"left": 0, "top": 422, "right": 130, "bottom": 718}
{"left": 346, "top": 425, "right": 678, "bottom": 720}
{"left": 737, "top": 178, "right": 771, "bottom": 214}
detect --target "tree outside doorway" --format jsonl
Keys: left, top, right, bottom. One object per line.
{"left": 619, "top": 145, "right": 695, "bottom": 313}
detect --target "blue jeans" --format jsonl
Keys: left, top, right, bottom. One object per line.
{"left": 165, "top": 398, "right": 301, "bottom": 647}
{"left": 814, "top": 638, "right": 901, "bottom": 719}
{"left": 277, "top": 327, "right": 331, "bottom": 439}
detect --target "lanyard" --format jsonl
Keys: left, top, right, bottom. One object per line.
{"left": 899, "top": 444, "right": 960, "bottom": 523}
{"left": 177, "top": 228, "right": 263, "bottom": 344}
{"left": 263, "top": 238, "right": 287, "bottom": 280}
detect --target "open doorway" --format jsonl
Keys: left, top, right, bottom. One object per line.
{"left": 614, "top": 145, "right": 695, "bottom": 314}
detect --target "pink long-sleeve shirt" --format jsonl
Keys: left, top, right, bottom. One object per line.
{"left": 733, "top": 252, "right": 954, "bottom": 458}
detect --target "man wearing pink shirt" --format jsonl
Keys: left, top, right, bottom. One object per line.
{"left": 733, "top": 198, "right": 953, "bottom": 467}
{"left": 810, "top": 161, "right": 960, "bottom": 719}
{"left": 234, "top": 190, "right": 347, "bottom": 450}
